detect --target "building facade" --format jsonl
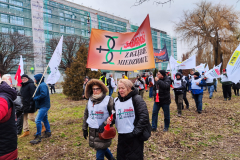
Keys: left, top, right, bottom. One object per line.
{"left": 0, "top": 0, "right": 177, "bottom": 74}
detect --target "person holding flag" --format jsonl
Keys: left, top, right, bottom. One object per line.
{"left": 205, "top": 75, "right": 215, "bottom": 99}
{"left": 189, "top": 72, "right": 206, "bottom": 114}
{"left": 134, "top": 74, "right": 145, "bottom": 98}
{"left": 178, "top": 69, "right": 189, "bottom": 109}
{"left": 220, "top": 69, "right": 232, "bottom": 101}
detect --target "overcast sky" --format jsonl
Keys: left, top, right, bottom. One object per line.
{"left": 68, "top": 0, "right": 239, "bottom": 60}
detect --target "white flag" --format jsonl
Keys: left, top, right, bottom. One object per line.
{"left": 205, "top": 64, "right": 209, "bottom": 72}
{"left": 177, "top": 54, "right": 196, "bottom": 70}
{"left": 205, "top": 63, "right": 222, "bottom": 79}
{"left": 46, "top": 36, "right": 63, "bottom": 84}
{"left": 195, "top": 63, "right": 205, "bottom": 73}
{"left": 226, "top": 44, "right": 240, "bottom": 84}
{"left": 169, "top": 56, "right": 178, "bottom": 79}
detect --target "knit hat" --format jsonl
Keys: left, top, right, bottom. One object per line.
{"left": 223, "top": 69, "right": 226, "bottom": 72}
{"left": 159, "top": 70, "right": 166, "bottom": 77}
{"left": 193, "top": 72, "right": 200, "bottom": 77}
{"left": 178, "top": 69, "right": 183, "bottom": 74}
{"left": 21, "top": 74, "right": 30, "bottom": 79}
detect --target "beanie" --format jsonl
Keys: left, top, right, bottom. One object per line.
{"left": 193, "top": 72, "right": 200, "bottom": 77}
{"left": 21, "top": 74, "right": 29, "bottom": 79}
{"left": 159, "top": 70, "right": 166, "bottom": 77}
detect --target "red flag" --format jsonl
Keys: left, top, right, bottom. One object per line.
{"left": 14, "top": 56, "right": 24, "bottom": 86}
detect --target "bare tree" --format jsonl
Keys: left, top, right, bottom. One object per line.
{"left": 46, "top": 35, "right": 88, "bottom": 71}
{"left": 132, "top": 0, "right": 173, "bottom": 6}
{"left": 175, "top": 1, "right": 239, "bottom": 68}
{"left": 0, "top": 32, "right": 33, "bottom": 76}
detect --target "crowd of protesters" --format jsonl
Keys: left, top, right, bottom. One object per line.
{"left": 0, "top": 68, "right": 239, "bottom": 160}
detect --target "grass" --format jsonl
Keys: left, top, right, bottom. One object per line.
{"left": 17, "top": 84, "right": 240, "bottom": 159}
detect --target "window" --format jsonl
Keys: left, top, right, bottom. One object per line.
{"left": 43, "top": 13, "right": 51, "bottom": 18}
{"left": 1, "top": 14, "right": 8, "bottom": 23}
{"left": 45, "top": 33, "right": 52, "bottom": 39}
{"left": 81, "top": 29, "right": 85, "bottom": 36}
{"left": 10, "top": 16, "right": 24, "bottom": 25}
{"left": 59, "top": 12, "right": 64, "bottom": 17}
{"left": 60, "top": 17, "right": 64, "bottom": 21}
{"left": 9, "top": 0, "right": 23, "bottom": 6}
{"left": 65, "top": 14, "right": 71, "bottom": 18}
{"left": 0, "top": 0, "right": 7, "bottom": 2}
{"left": 66, "top": 27, "right": 74, "bottom": 34}
{"left": 2, "top": 27, "right": 8, "bottom": 33}
{"left": 44, "top": 22, "right": 52, "bottom": 30}
{"left": 43, "top": 8, "right": 51, "bottom": 13}
{"left": 10, "top": 6, "right": 23, "bottom": 11}
{"left": 81, "top": 17, "right": 84, "bottom": 22}
{"left": 59, "top": 4, "right": 64, "bottom": 9}
{"left": 60, "top": 25, "right": 64, "bottom": 32}
{"left": 49, "top": 1, "right": 58, "bottom": 7}
{"left": 0, "top": 3, "right": 7, "bottom": 8}
{"left": 18, "top": 29, "right": 24, "bottom": 35}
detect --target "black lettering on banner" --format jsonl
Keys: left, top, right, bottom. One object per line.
{"left": 145, "top": 56, "right": 148, "bottom": 62}
{"left": 129, "top": 52, "right": 134, "bottom": 57}
{"left": 125, "top": 52, "right": 129, "bottom": 58}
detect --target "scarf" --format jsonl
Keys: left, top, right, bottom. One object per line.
{"left": 90, "top": 92, "right": 106, "bottom": 104}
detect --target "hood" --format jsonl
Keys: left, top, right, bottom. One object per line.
{"left": 118, "top": 87, "right": 138, "bottom": 102}
{"left": 21, "top": 78, "right": 34, "bottom": 86}
{"left": 34, "top": 74, "right": 44, "bottom": 84}
{"left": 175, "top": 72, "right": 182, "bottom": 80}
{"left": 84, "top": 79, "right": 108, "bottom": 99}
{"left": 0, "top": 81, "right": 17, "bottom": 101}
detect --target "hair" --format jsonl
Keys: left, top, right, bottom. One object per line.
{"left": 1, "top": 75, "right": 11, "bottom": 86}
{"left": 118, "top": 79, "right": 133, "bottom": 90}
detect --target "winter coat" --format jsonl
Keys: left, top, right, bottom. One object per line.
{"left": 114, "top": 88, "right": 149, "bottom": 160}
{"left": 0, "top": 81, "right": 18, "bottom": 160}
{"left": 153, "top": 75, "right": 171, "bottom": 105}
{"left": 82, "top": 79, "right": 113, "bottom": 150}
{"left": 20, "top": 78, "right": 36, "bottom": 113}
{"left": 189, "top": 77, "right": 207, "bottom": 95}
{"left": 33, "top": 74, "right": 50, "bottom": 109}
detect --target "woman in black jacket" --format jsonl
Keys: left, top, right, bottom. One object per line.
{"left": 107, "top": 79, "right": 150, "bottom": 160}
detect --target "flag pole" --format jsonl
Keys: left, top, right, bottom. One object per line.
{"left": 15, "top": 75, "right": 18, "bottom": 87}
{"left": 32, "top": 64, "right": 49, "bottom": 98}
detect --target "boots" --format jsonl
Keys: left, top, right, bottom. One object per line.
{"left": 19, "top": 131, "right": 30, "bottom": 138}
{"left": 41, "top": 125, "right": 46, "bottom": 133}
{"left": 30, "top": 135, "right": 41, "bottom": 144}
{"left": 224, "top": 98, "right": 227, "bottom": 101}
{"left": 42, "top": 132, "right": 51, "bottom": 138}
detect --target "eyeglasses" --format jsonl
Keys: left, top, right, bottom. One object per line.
{"left": 92, "top": 88, "right": 101, "bottom": 91}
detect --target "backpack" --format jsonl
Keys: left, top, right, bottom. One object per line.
{"left": 114, "top": 96, "right": 151, "bottom": 141}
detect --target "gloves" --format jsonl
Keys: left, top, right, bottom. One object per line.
{"left": 83, "top": 130, "right": 88, "bottom": 139}
{"left": 98, "top": 123, "right": 105, "bottom": 133}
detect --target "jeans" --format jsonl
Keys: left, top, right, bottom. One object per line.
{"left": 96, "top": 148, "right": 113, "bottom": 160}
{"left": 193, "top": 94, "right": 203, "bottom": 111}
{"left": 208, "top": 85, "right": 214, "bottom": 98}
{"left": 149, "top": 87, "right": 153, "bottom": 98}
{"left": 35, "top": 107, "right": 51, "bottom": 136}
{"left": 234, "top": 89, "right": 239, "bottom": 96}
{"left": 139, "top": 89, "right": 144, "bottom": 98}
{"left": 152, "top": 102, "right": 170, "bottom": 129}
{"left": 109, "top": 87, "right": 113, "bottom": 96}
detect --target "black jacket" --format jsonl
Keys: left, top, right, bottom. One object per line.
{"left": 0, "top": 81, "right": 17, "bottom": 157}
{"left": 153, "top": 76, "right": 171, "bottom": 105}
{"left": 20, "top": 78, "right": 36, "bottom": 113}
{"left": 115, "top": 88, "right": 150, "bottom": 160}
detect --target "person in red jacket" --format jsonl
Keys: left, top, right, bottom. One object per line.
{"left": 0, "top": 80, "right": 18, "bottom": 160}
